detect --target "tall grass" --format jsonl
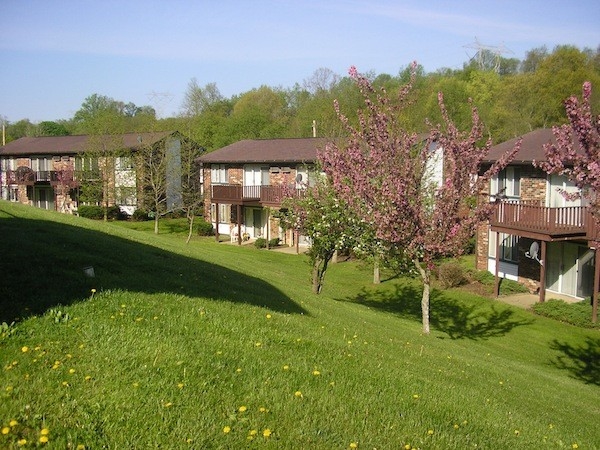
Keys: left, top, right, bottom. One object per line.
{"left": 1, "top": 201, "right": 598, "bottom": 449}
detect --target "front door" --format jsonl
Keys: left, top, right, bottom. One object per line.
{"left": 253, "top": 209, "right": 263, "bottom": 238}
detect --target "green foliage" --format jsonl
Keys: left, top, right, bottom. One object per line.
{"left": 131, "top": 208, "right": 150, "bottom": 221}
{"left": 78, "top": 205, "right": 124, "bottom": 220}
{"left": 254, "top": 237, "right": 267, "bottom": 249}
{"left": 196, "top": 219, "right": 214, "bottom": 236}
{"left": 438, "top": 261, "right": 466, "bottom": 288}
{"left": 532, "top": 299, "right": 599, "bottom": 329}
{"left": 268, "top": 237, "right": 280, "bottom": 247}
{"left": 472, "top": 270, "right": 530, "bottom": 295}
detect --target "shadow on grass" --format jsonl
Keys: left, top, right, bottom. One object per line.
{"left": 342, "top": 283, "right": 533, "bottom": 340}
{"left": 0, "top": 211, "right": 307, "bottom": 323}
{"left": 550, "top": 337, "right": 600, "bottom": 386}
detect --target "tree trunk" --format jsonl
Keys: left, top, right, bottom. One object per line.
{"left": 311, "top": 253, "right": 332, "bottom": 294}
{"left": 373, "top": 255, "right": 381, "bottom": 284}
{"left": 186, "top": 212, "right": 194, "bottom": 244}
{"left": 154, "top": 214, "right": 159, "bottom": 234}
{"left": 413, "top": 259, "right": 431, "bottom": 334}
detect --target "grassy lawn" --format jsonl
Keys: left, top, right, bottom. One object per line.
{"left": 1, "top": 201, "right": 598, "bottom": 449}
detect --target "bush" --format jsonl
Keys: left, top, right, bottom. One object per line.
{"left": 532, "top": 299, "right": 599, "bottom": 329}
{"left": 254, "top": 238, "right": 267, "bottom": 249}
{"left": 132, "top": 209, "right": 150, "bottom": 221}
{"left": 78, "top": 205, "right": 125, "bottom": 220}
{"left": 196, "top": 220, "right": 214, "bottom": 236}
{"left": 438, "top": 261, "right": 466, "bottom": 288}
{"left": 268, "top": 238, "right": 280, "bottom": 247}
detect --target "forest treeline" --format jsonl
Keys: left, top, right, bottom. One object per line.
{"left": 3, "top": 45, "right": 600, "bottom": 150}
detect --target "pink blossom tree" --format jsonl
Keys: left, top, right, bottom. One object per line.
{"left": 536, "top": 82, "right": 600, "bottom": 217}
{"left": 535, "top": 81, "right": 599, "bottom": 323}
{"left": 320, "top": 65, "right": 519, "bottom": 334}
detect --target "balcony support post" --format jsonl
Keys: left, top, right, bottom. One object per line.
{"left": 214, "top": 202, "right": 220, "bottom": 242}
{"left": 539, "top": 240, "right": 547, "bottom": 303}
{"left": 494, "top": 231, "right": 500, "bottom": 297}
{"left": 237, "top": 205, "right": 242, "bottom": 245}
{"left": 593, "top": 246, "right": 599, "bottom": 323}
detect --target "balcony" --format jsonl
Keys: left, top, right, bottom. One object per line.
{"left": 490, "top": 201, "right": 599, "bottom": 241}
{"left": 210, "top": 184, "right": 303, "bottom": 206}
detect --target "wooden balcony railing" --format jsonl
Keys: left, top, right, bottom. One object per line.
{"left": 210, "top": 184, "right": 304, "bottom": 205}
{"left": 4, "top": 169, "right": 96, "bottom": 186}
{"left": 490, "top": 201, "right": 595, "bottom": 239}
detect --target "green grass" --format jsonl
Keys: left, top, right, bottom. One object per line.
{"left": 0, "top": 201, "right": 598, "bottom": 449}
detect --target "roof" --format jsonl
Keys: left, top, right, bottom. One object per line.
{"left": 483, "top": 128, "right": 559, "bottom": 164}
{"left": 198, "top": 138, "right": 327, "bottom": 164}
{"left": 0, "top": 131, "right": 175, "bottom": 156}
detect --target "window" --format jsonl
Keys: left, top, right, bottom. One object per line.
{"left": 493, "top": 167, "right": 520, "bottom": 199}
{"left": 211, "top": 164, "right": 228, "bottom": 184}
{"left": 116, "top": 156, "right": 134, "bottom": 171}
{"left": 211, "top": 203, "right": 232, "bottom": 224}
{"left": 75, "top": 156, "right": 99, "bottom": 172}
{"left": 116, "top": 187, "right": 137, "bottom": 206}
{"left": 489, "top": 232, "right": 520, "bottom": 263}
{"left": 1, "top": 157, "right": 17, "bottom": 171}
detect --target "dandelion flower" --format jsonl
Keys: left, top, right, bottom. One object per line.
{"left": 263, "top": 429, "right": 272, "bottom": 438}
{"left": 266, "top": 314, "right": 272, "bottom": 319}
{"left": 21, "top": 346, "right": 29, "bottom": 352}
{"left": 572, "top": 444, "right": 579, "bottom": 449}
{"left": 223, "top": 426, "right": 231, "bottom": 434}
{"left": 91, "top": 289, "right": 96, "bottom": 293}
{"left": 238, "top": 405, "right": 247, "bottom": 413}
{"left": 69, "top": 368, "right": 76, "bottom": 374}
{"left": 76, "top": 445, "right": 86, "bottom": 450}
{"left": 404, "top": 444, "right": 412, "bottom": 450}
{"left": 255, "top": 342, "right": 262, "bottom": 347}
{"left": 312, "top": 370, "right": 321, "bottom": 376}
{"left": 412, "top": 394, "right": 419, "bottom": 399}
{"left": 427, "top": 429, "right": 434, "bottom": 435}
{"left": 283, "top": 365, "right": 289, "bottom": 370}
{"left": 249, "top": 430, "right": 258, "bottom": 436}
{"left": 17, "top": 439, "right": 27, "bottom": 446}
{"left": 453, "top": 424, "right": 459, "bottom": 429}
{"left": 236, "top": 368, "right": 242, "bottom": 373}
{"left": 39, "top": 435, "right": 49, "bottom": 444}
{"left": 85, "top": 375, "right": 92, "bottom": 381}
{"left": 514, "top": 430, "right": 520, "bottom": 436}
{"left": 350, "top": 442, "right": 358, "bottom": 448}
{"left": 294, "top": 391, "right": 303, "bottom": 398}
{"left": 1, "top": 427, "right": 10, "bottom": 435}
{"left": 9, "top": 420, "right": 18, "bottom": 427}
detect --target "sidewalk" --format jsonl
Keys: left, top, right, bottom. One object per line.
{"left": 498, "top": 292, "right": 581, "bottom": 309}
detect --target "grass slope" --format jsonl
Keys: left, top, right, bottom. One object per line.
{"left": 0, "top": 201, "right": 598, "bottom": 449}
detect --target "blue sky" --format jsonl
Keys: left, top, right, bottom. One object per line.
{"left": 1, "top": 0, "right": 598, "bottom": 123}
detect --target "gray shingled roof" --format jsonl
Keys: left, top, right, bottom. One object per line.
{"left": 198, "top": 138, "right": 327, "bottom": 164}
{"left": 0, "top": 131, "right": 174, "bottom": 156}
{"left": 484, "top": 128, "right": 561, "bottom": 164}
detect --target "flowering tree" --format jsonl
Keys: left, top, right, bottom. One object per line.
{"left": 536, "top": 82, "right": 600, "bottom": 218}
{"left": 535, "top": 81, "right": 599, "bottom": 323}
{"left": 320, "top": 65, "right": 519, "bottom": 334}
{"left": 281, "top": 178, "right": 361, "bottom": 294}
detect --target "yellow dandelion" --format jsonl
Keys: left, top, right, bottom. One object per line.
{"left": 283, "top": 365, "right": 289, "bottom": 370}
{"left": 427, "top": 429, "right": 434, "bottom": 435}
{"left": 69, "top": 368, "right": 76, "bottom": 374}
{"left": 453, "top": 424, "right": 459, "bottom": 429}
{"left": 548, "top": 424, "right": 554, "bottom": 429}
{"left": 350, "top": 442, "right": 358, "bottom": 448}
{"left": 40, "top": 428, "right": 49, "bottom": 436}
{"left": 177, "top": 383, "right": 185, "bottom": 389}
{"left": 1, "top": 427, "right": 10, "bottom": 435}
{"left": 76, "top": 445, "right": 86, "bottom": 450}
{"left": 9, "top": 420, "right": 18, "bottom": 427}
{"left": 236, "top": 368, "right": 242, "bottom": 373}
{"left": 21, "top": 346, "right": 29, "bottom": 353}
{"left": 572, "top": 444, "right": 579, "bottom": 449}
{"left": 514, "top": 430, "right": 520, "bottom": 436}
{"left": 312, "top": 370, "right": 321, "bottom": 376}
{"left": 238, "top": 405, "right": 247, "bottom": 413}
{"left": 132, "top": 382, "right": 139, "bottom": 388}
{"left": 223, "top": 426, "right": 231, "bottom": 434}
{"left": 259, "top": 407, "right": 268, "bottom": 413}
{"left": 266, "top": 314, "right": 272, "bottom": 319}
{"left": 263, "top": 429, "right": 272, "bottom": 438}
{"left": 62, "top": 381, "right": 70, "bottom": 387}
{"left": 39, "top": 435, "right": 49, "bottom": 444}
{"left": 255, "top": 342, "right": 262, "bottom": 347}
{"left": 412, "top": 394, "right": 419, "bottom": 399}
{"left": 17, "top": 439, "right": 27, "bottom": 446}
{"left": 294, "top": 390, "right": 303, "bottom": 398}
{"left": 404, "top": 444, "right": 412, "bottom": 450}
{"left": 163, "top": 402, "right": 173, "bottom": 407}
{"left": 91, "top": 289, "right": 96, "bottom": 293}
{"left": 85, "top": 375, "right": 92, "bottom": 381}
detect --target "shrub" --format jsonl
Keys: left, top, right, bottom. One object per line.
{"left": 78, "top": 205, "right": 104, "bottom": 220}
{"left": 531, "top": 299, "right": 599, "bottom": 329}
{"left": 196, "top": 220, "right": 214, "bottom": 236}
{"left": 438, "top": 261, "right": 466, "bottom": 288}
{"left": 254, "top": 238, "right": 267, "bottom": 249}
{"left": 268, "top": 238, "right": 280, "bottom": 247}
{"left": 132, "top": 209, "right": 150, "bottom": 221}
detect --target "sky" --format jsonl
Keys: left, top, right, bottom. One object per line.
{"left": 1, "top": 0, "right": 599, "bottom": 123}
